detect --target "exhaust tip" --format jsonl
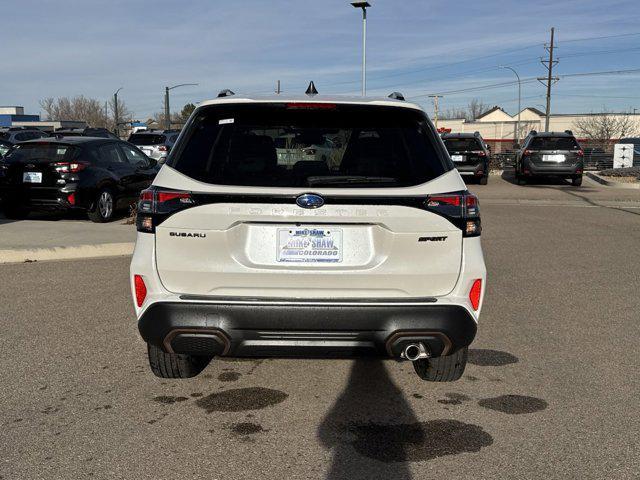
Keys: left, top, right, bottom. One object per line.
{"left": 403, "top": 343, "right": 430, "bottom": 361}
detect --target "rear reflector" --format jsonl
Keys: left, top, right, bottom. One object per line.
{"left": 134, "top": 275, "right": 147, "bottom": 307}
{"left": 469, "top": 279, "right": 482, "bottom": 310}
{"left": 67, "top": 193, "right": 75, "bottom": 205}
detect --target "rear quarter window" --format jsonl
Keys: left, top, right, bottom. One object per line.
{"left": 169, "top": 103, "right": 448, "bottom": 188}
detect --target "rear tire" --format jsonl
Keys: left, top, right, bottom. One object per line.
{"left": 2, "top": 204, "right": 30, "bottom": 220}
{"left": 147, "top": 343, "right": 212, "bottom": 379}
{"left": 571, "top": 176, "right": 582, "bottom": 187}
{"left": 479, "top": 175, "right": 488, "bottom": 185}
{"left": 413, "top": 347, "right": 468, "bottom": 382}
{"left": 88, "top": 188, "right": 115, "bottom": 223}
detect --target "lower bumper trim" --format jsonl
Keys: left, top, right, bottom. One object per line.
{"left": 138, "top": 300, "right": 477, "bottom": 359}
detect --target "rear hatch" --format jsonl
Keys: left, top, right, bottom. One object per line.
{"left": 150, "top": 102, "right": 467, "bottom": 299}
{"left": 129, "top": 134, "right": 166, "bottom": 158}
{"left": 2, "top": 142, "right": 79, "bottom": 200}
{"left": 527, "top": 136, "right": 582, "bottom": 165}
{"left": 443, "top": 137, "right": 486, "bottom": 167}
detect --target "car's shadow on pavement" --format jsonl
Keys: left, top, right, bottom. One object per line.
{"left": 500, "top": 169, "right": 571, "bottom": 187}
{"left": 317, "top": 360, "right": 492, "bottom": 480}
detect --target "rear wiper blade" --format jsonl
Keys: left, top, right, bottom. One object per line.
{"left": 307, "top": 176, "right": 398, "bottom": 186}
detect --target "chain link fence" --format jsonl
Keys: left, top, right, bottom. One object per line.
{"left": 489, "top": 152, "right": 614, "bottom": 171}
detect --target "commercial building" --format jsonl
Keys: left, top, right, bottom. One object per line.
{"left": 438, "top": 107, "right": 640, "bottom": 152}
{"left": 0, "top": 106, "right": 85, "bottom": 132}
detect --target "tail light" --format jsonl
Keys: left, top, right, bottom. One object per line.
{"left": 576, "top": 150, "right": 584, "bottom": 157}
{"left": 67, "top": 193, "right": 76, "bottom": 205}
{"left": 472, "top": 150, "right": 487, "bottom": 157}
{"left": 425, "top": 192, "right": 481, "bottom": 237}
{"left": 469, "top": 279, "right": 482, "bottom": 310}
{"left": 137, "top": 187, "right": 195, "bottom": 233}
{"left": 133, "top": 275, "right": 147, "bottom": 307}
{"left": 523, "top": 150, "right": 532, "bottom": 156}
{"left": 158, "top": 145, "right": 168, "bottom": 152}
{"left": 53, "top": 161, "right": 89, "bottom": 173}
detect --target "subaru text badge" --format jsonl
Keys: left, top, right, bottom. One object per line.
{"left": 296, "top": 193, "right": 324, "bottom": 209}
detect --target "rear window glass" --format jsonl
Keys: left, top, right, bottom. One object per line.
{"left": 169, "top": 103, "right": 447, "bottom": 188}
{"left": 443, "top": 137, "right": 483, "bottom": 152}
{"left": 4, "top": 143, "right": 79, "bottom": 163}
{"left": 529, "top": 137, "right": 580, "bottom": 150}
{"left": 129, "top": 134, "right": 166, "bottom": 145}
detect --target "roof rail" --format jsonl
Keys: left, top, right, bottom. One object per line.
{"left": 217, "top": 89, "right": 235, "bottom": 98}
{"left": 564, "top": 129, "right": 573, "bottom": 135}
{"left": 473, "top": 131, "right": 480, "bottom": 137}
{"left": 388, "top": 92, "right": 405, "bottom": 101}
{"left": 530, "top": 130, "right": 538, "bottom": 135}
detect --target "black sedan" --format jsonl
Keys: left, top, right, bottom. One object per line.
{"left": 0, "top": 137, "right": 158, "bottom": 222}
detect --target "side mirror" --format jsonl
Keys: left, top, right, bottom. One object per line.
{"left": 147, "top": 158, "right": 157, "bottom": 168}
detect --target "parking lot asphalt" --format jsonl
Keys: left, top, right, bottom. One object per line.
{"left": 1, "top": 175, "right": 639, "bottom": 479}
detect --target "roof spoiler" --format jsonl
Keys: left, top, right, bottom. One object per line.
{"left": 217, "top": 89, "right": 235, "bottom": 98}
{"left": 388, "top": 92, "right": 405, "bottom": 101}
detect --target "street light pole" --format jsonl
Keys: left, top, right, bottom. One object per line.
{"left": 164, "top": 83, "right": 199, "bottom": 130}
{"left": 351, "top": 2, "right": 370, "bottom": 96}
{"left": 113, "top": 87, "right": 123, "bottom": 138}
{"left": 500, "top": 66, "right": 521, "bottom": 143}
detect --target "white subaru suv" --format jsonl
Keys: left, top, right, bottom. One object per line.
{"left": 130, "top": 90, "right": 486, "bottom": 382}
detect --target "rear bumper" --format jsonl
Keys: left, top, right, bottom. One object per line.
{"left": 0, "top": 185, "right": 77, "bottom": 210}
{"left": 524, "top": 160, "right": 583, "bottom": 176}
{"left": 138, "top": 300, "right": 477, "bottom": 359}
{"left": 454, "top": 162, "right": 487, "bottom": 176}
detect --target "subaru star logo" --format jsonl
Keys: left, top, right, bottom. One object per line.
{"left": 296, "top": 193, "right": 324, "bottom": 209}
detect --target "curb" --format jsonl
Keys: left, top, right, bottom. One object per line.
{"left": 586, "top": 172, "right": 640, "bottom": 189}
{"left": 0, "top": 242, "right": 135, "bottom": 264}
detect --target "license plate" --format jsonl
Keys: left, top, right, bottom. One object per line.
{"left": 277, "top": 227, "right": 342, "bottom": 263}
{"left": 23, "top": 172, "right": 42, "bottom": 183}
{"left": 542, "top": 154, "right": 565, "bottom": 162}
{"left": 451, "top": 155, "right": 465, "bottom": 162}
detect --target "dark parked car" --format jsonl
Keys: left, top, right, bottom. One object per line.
{"left": 1, "top": 127, "right": 49, "bottom": 143}
{"left": 127, "top": 129, "right": 180, "bottom": 163}
{"left": 51, "top": 127, "right": 119, "bottom": 139}
{"left": 514, "top": 130, "right": 584, "bottom": 186}
{"left": 441, "top": 132, "right": 490, "bottom": 184}
{"left": 0, "top": 137, "right": 158, "bottom": 222}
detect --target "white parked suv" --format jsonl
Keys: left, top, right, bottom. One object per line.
{"left": 130, "top": 90, "right": 486, "bottom": 382}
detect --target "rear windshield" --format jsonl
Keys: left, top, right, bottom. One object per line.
{"left": 529, "top": 136, "right": 580, "bottom": 150}
{"left": 443, "top": 137, "right": 483, "bottom": 152}
{"left": 169, "top": 103, "right": 447, "bottom": 188}
{"left": 3, "top": 143, "right": 79, "bottom": 163}
{"left": 129, "top": 134, "right": 166, "bottom": 145}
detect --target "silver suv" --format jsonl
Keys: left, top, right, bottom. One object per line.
{"left": 127, "top": 130, "right": 180, "bottom": 163}
{"left": 130, "top": 92, "right": 486, "bottom": 382}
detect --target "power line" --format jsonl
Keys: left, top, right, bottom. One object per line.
{"left": 558, "top": 31, "right": 640, "bottom": 44}
{"left": 410, "top": 68, "right": 640, "bottom": 98}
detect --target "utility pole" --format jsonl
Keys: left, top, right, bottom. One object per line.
{"left": 164, "top": 87, "right": 170, "bottom": 130}
{"left": 538, "top": 27, "right": 558, "bottom": 132}
{"left": 428, "top": 95, "right": 443, "bottom": 129}
{"left": 104, "top": 101, "right": 108, "bottom": 129}
{"left": 276, "top": 80, "right": 281, "bottom": 94}
{"left": 164, "top": 83, "right": 198, "bottom": 130}
{"left": 113, "top": 87, "right": 122, "bottom": 138}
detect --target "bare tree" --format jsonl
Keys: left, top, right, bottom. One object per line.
{"left": 468, "top": 98, "right": 488, "bottom": 120}
{"left": 574, "top": 110, "right": 639, "bottom": 151}
{"left": 438, "top": 98, "right": 488, "bottom": 121}
{"left": 440, "top": 107, "right": 468, "bottom": 120}
{"left": 39, "top": 95, "right": 133, "bottom": 131}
